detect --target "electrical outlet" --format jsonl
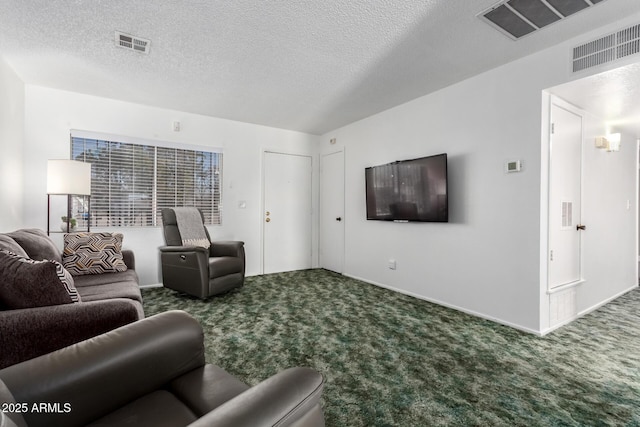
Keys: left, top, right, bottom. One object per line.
{"left": 388, "top": 259, "right": 396, "bottom": 270}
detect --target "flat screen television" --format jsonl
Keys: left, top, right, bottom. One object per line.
{"left": 365, "top": 153, "right": 448, "bottom": 222}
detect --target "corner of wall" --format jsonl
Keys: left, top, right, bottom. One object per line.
{"left": 0, "top": 54, "right": 25, "bottom": 231}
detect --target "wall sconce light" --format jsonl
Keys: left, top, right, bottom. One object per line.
{"left": 595, "top": 133, "right": 621, "bottom": 152}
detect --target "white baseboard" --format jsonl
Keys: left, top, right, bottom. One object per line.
{"left": 343, "top": 273, "right": 542, "bottom": 336}
{"left": 540, "top": 284, "right": 638, "bottom": 336}
{"left": 139, "top": 283, "right": 163, "bottom": 289}
{"left": 140, "top": 272, "right": 261, "bottom": 288}
{"left": 577, "top": 284, "right": 638, "bottom": 319}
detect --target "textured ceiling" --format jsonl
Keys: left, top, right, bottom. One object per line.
{"left": 1, "top": 0, "right": 640, "bottom": 135}
{"left": 549, "top": 62, "right": 640, "bottom": 137}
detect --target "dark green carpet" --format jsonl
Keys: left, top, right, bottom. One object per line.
{"left": 142, "top": 269, "right": 640, "bottom": 426}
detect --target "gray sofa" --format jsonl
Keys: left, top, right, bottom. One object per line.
{"left": 0, "top": 229, "right": 143, "bottom": 369}
{"left": 0, "top": 310, "right": 325, "bottom": 427}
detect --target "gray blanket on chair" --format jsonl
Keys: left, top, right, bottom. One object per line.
{"left": 173, "top": 208, "right": 210, "bottom": 248}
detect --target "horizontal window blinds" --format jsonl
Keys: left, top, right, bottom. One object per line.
{"left": 156, "top": 147, "right": 221, "bottom": 225}
{"left": 71, "top": 136, "right": 222, "bottom": 227}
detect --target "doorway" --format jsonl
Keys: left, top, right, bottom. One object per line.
{"left": 262, "top": 151, "right": 313, "bottom": 274}
{"left": 541, "top": 62, "right": 640, "bottom": 331}
{"left": 320, "top": 150, "right": 345, "bottom": 273}
{"left": 548, "top": 100, "right": 584, "bottom": 290}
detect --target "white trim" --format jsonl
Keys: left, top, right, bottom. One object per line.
{"left": 140, "top": 271, "right": 258, "bottom": 288}
{"left": 636, "top": 139, "right": 640, "bottom": 285}
{"left": 547, "top": 279, "right": 585, "bottom": 295}
{"left": 139, "top": 283, "right": 162, "bottom": 289}
{"left": 540, "top": 91, "right": 552, "bottom": 332}
{"left": 540, "top": 284, "right": 638, "bottom": 336}
{"left": 343, "top": 273, "right": 543, "bottom": 336}
{"left": 540, "top": 95, "right": 587, "bottom": 331}
{"left": 70, "top": 129, "right": 223, "bottom": 153}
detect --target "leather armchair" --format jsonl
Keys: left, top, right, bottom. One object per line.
{"left": 0, "top": 310, "right": 325, "bottom": 427}
{"left": 159, "top": 208, "right": 245, "bottom": 298}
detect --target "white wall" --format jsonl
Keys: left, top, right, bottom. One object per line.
{"left": 321, "top": 13, "right": 640, "bottom": 333}
{"left": 580, "top": 116, "right": 637, "bottom": 316}
{"left": 8, "top": 12, "right": 639, "bottom": 332}
{"left": 22, "top": 86, "right": 319, "bottom": 285}
{"left": 321, "top": 60, "right": 544, "bottom": 332}
{"left": 0, "top": 55, "right": 24, "bottom": 230}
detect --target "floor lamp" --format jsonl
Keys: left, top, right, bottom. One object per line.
{"left": 47, "top": 160, "right": 92, "bottom": 235}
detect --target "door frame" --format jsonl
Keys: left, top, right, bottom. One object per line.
{"left": 545, "top": 96, "right": 586, "bottom": 293}
{"left": 260, "top": 148, "right": 315, "bottom": 274}
{"left": 319, "top": 148, "right": 346, "bottom": 273}
{"left": 540, "top": 93, "right": 587, "bottom": 332}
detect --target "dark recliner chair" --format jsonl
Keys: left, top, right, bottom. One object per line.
{"left": 0, "top": 310, "right": 326, "bottom": 427}
{"left": 159, "top": 208, "right": 245, "bottom": 299}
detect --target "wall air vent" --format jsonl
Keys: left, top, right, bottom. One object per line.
{"left": 479, "top": 0, "right": 607, "bottom": 41}
{"left": 573, "top": 23, "right": 640, "bottom": 72}
{"left": 115, "top": 31, "right": 150, "bottom": 54}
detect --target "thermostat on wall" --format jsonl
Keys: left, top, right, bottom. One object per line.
{"left": 505, "top": 160, "right": 522, "bottom": 173}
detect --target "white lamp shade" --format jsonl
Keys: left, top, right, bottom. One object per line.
{"left": 47, "top": 160, "right": 92, "bottom": 195}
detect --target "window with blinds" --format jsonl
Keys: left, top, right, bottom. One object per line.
{"left": 71, "top": 136, "right": 222, "bottom": 227}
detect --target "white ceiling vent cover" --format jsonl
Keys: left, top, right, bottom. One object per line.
{"left": 573, "top": 23, "right": 640, "bottom": 72}
{"left": 115, "top": 31, "right": 150, "bottom": 54}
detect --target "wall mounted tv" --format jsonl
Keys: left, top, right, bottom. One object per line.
{"left": 365, "top": 153, "right": 448, "bottom": 222}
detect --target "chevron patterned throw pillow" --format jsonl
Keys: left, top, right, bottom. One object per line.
{"left": 63, "top": 232, "right": 128, "bottom": 276}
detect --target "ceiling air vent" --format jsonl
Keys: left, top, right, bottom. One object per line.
{"left": 115, "top": 31, "right": 150, "bottom": 54}
{"left": 479, "top": 0, "right": 607, "bottom": 40}
{"left": 572, "top": 23, "right": 640, "bottom": 72}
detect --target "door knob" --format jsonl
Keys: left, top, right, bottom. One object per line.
{"left": 336, "top": 217, "right": 342, "bottom": 221}
{"left": 265, "top": 218, "right": 271, "bottom": 223}
{"left": 576, "top": 224, "right": 586, "bottom": 231}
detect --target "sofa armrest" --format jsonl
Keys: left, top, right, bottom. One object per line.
{"left": 187, "top": 367, "right": 325, "bottom": 427}
{"left": 122, "top": 249, "right": 135, "bottom": 270}
{"left": 0, "top": 311, "right": 205, "bottom": 427}
{"left": 0, "top": 299, "right": 142, "bottom": 369}
{"left": 159, "top": 245, "right": 209, "bottom": 254}
{"left": 0, "top": 380, "right": 27, "bottom": 427}
{"left": 210, "top": 241, "right": 244, "bottom": 258}
{"left": 159, "top": 246, "right": 211, "bottom": 298}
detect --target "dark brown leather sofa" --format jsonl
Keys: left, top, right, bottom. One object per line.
{"left": 0, "top": 310, "right": 325, "bottom": 427}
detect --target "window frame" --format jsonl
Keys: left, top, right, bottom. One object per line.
{"left": 70, "top": 130, "right": 223, "bottom": 228}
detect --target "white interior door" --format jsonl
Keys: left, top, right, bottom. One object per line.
{"left": 320, "top": 150, "right": 345, "bottom": 273}
{"left": 549, "top": 103, "right": 584, "bottom": 289}
{"left": 263, "top": 151, "right": 312, "bottom": 274}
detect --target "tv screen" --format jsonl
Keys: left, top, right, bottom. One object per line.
{"left": 365, "top": 153, "right": 448, "bottom": 222}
